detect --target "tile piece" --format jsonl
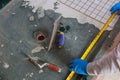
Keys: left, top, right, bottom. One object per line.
{"left": 96, "top": 16, "right": 102, "bottom": 21}
{"left": 86, "top": 10, "right": 92, "bottom": 15}
{"left": 66, "top": 1, "right": 72, "bottom": 5}
{"left": 71, "top": 3, "right": 76, "bottom": 7}
{"left": 81, "top": 0, "right": 87, "bottom": 3}
{"left": 80, "top": 8, "right": 86, "bottom": 13}
{"left": 90, "top": 13, "right": 96, "bottom": 18}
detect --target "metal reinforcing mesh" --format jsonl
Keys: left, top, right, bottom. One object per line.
{"left": 59, "top": 0, "right": 119, "bottom": 27}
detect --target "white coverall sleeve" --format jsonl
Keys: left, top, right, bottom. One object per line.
{"left": 87, "top": 43, "right": 120, "bottom": 75}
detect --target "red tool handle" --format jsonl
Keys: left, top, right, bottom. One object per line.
{"left": 47, "top": 64, "right": 61, "bottom": 72}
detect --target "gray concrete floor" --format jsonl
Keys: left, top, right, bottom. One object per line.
{"left": 0, "top": 0, "right": 112, "bottom": 80}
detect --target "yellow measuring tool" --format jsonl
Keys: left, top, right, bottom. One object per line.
{"left": 66, "top": 13, "right": 117, "bottom": 80}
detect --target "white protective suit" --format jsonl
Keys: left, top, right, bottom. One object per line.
{"left": 87, "top": 43, "right": 120, "bottom": 75}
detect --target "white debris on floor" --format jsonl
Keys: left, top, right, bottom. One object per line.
{"left": 23, "top": 0, "right": 47, "bottom": 13}
{"left": 23, "top": 0, "right": 45, "bottom": 19}
{"left": 12, "top": 13, "right": 16, "bottom": 15}
{"left": 25, "top": 72, "right": 34, "bottom": 78}
{"left": 37, "top": 7, "right": 45, "bottom": 19}
{"left": 25, "top": 73, "right": 29, "bottom": 77}
{"left": 29, "top": 16, "right": 34, "bottom": 21}
{"left": 10, "top": 53, "right": 14, "bottom": 56}
{"left": 31, "top": 46, "right": 44, "bottom": 53}
{"left": 22, "top": 78, "right": 26, "bottom": 80}
{"left": 3, "top": 62, "right": 9, "bottom": 69}
{"left": 39, "top": 69, "right": 44, "bottom": 74}
{"left": 29, "top": 72, "right": 34, "bottom": 77}
{"left": 1, "top": 44, "right": 4, "bottom": 47}
{"left": 19, "top": 40, "right": 22, "bottom": 43}
{"left": 34, "top": 24, "right": 38, "bottom": 27}
{"left": 88, "top": 30, "right": 91, "bottom": 33}
{"left": 74, "top": 36, "right": 78, "bottom": 40}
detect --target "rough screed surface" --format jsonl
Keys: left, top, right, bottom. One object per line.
{"left": 0, "top": 0, "right": 109, "bottom": 80}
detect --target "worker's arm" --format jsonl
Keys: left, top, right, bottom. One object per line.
{"left": 87, "top": 43, "right": 120, "bottom": 75}
{"left": 69, "top": 43, "right": 120, "bottom": 75}
{"left": 87, "top": 2, "right": 120, "bottom": 75}
{"left": 69, "top": 1, "right": 120, "bottom": 75}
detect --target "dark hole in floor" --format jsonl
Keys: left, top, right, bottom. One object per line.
{"left": 37, "top": 35, "right": 45, "bottom": 41}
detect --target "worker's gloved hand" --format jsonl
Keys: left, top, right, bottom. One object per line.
{"left": 110, "top": 2, "right": 120, "bottom": 14}
{"left": 69, "top": 58, "right": 88, "bottom": 75}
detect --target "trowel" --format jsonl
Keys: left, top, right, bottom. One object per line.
{"left": 23, "top": 52, "right": 61, "bottom": 73}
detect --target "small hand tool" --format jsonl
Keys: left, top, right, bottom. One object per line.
{"left": 23, "top": 53, "right": 61, "bottom": 73}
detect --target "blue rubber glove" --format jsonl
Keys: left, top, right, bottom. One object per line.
{"left": 69, "top": 59, "right": 88, "bottom": 75}
{"left": 110, "top": 2, "right": 120, "bottom": 14}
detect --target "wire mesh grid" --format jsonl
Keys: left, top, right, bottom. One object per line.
{"left": 59, "top": 0, "right": 119, "bottom": 27}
